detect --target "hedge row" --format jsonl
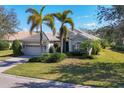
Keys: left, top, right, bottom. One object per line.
{"left": 29, "top": 53, "right": 67, "bottom": 63}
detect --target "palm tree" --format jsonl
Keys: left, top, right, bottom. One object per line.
{"left": 53, "top": 10, "right": 74, "bottom": 53}
{"left": 26, "top": 6, "right": 56, "bottom": 52}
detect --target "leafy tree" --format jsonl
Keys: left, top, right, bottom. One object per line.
{"left": 0, "top": 6, "right": 19, "bottom": 39}
{"left": 97, "top": 5, "right": 124, "bottom": 45}
{"left": 53, "top": 10, "right": 74, "bottom": 53}
{"left": 97, "top": 5, "right": 124, "bottom": 24}
{"left": 100, "top": 39, "right": 109, "bottom": 49}
{"left": 26, "top": 6, "right": 56, "bottom": 51}
{"left": 96, "top": 26, "right": 117, "bottom": 43}
{"left": 0, "top": 40, "right": 9, "bottom": 50}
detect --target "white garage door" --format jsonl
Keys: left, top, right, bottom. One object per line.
{"left": 22, "top": 45, "right": 42, "bottom": 56}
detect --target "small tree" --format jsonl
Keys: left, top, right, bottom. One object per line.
{"left": 54, "top": 42, "right": 60, "bottom": 52}
{"left": 81, "top": 40, "right": 92, "bottom": 56}
{"left": 92, "top": 40, "right": 101, "bottom": 55}
{"left": 49, "top": 46, "right": 55, "bottom": 53}
{"left": 100, "top": 39, "right": 109, "bottom": 49}
{"left": 81, "top": 40, "right": 101, "bottom": 55}
{"left": 12, "top": 40, "right": 22, "bottom": 56}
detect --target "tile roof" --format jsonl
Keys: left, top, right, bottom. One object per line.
{"left": 22, "top": 32, "right": 60, "bottom": 42}
{"left": 3, "top": 31, "right": 36, "bottom": 41}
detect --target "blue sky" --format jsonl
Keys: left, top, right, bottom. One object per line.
{"left": 4, "top": 5, "right": 109, "bottom": 32}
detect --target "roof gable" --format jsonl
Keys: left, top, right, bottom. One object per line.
{"left": 69, "top": 29, "right": 99, "bottom": 40}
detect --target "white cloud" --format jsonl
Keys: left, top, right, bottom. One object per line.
{"left": 77, "top": 15, "right": 93, "bottom": 19}
{"left": 83, "top": 22, "right": 96, "bottom": 27}
{"left": 22, "top": 28, "right": 29, "bottom": 31}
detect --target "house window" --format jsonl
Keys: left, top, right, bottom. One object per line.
{"left": 73, "top": 42, "right": 81, "bottom": 52}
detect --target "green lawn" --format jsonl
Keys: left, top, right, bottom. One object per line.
{"left": 0, "top": 50, "right": 13, "bottom": 61}
{"left": 4, "top": 49, "right": 124, "bottom": 87}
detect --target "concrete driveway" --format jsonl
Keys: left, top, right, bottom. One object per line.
{"left": 0, "top": 56, "right": 31, "bottom": 73}
{"left": 0, "top": 56, "right": 91, "bottom": 88}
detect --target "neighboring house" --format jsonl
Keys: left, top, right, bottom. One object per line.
{"left": 3, "top": 31, "right": 36, "bottom": 42}
{"left": 21, "top": 29, "right": 99, "bottom": 56}
{"left": 3, "top": 31, "right": 36, "bottom": 46}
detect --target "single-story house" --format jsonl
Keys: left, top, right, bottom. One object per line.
{"left": 21, "top": 29, "right": 99, "bottom": 56}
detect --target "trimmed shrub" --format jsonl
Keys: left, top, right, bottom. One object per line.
{"left": 0, "top": 40, "right": 9, "bottom": 50}
{"left": 40, "top": 53, "right": 51, "bottom": 62}
{"left": 66, "top": 52, "right": 83, "bottom": 57}
{"left": 28, "top": 53, "right": 67, "bottom": 63}
{"left": 100, "top": 39, "right": 109, "bottom": 49}
{"left": 111, "top": 45, "right": 124, "bottom": 51}
{"left": 47, "top": 53, "right": 67, "bottom": 63}
{"left": 12, "top": 40, "right": 22, "bottom": 56}
{"left": 28, "top": 57, "right": 41, "bottom": 62}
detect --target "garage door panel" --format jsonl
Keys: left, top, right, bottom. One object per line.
{"left": 23, "top": 46, "right": 42, "bottom": 56}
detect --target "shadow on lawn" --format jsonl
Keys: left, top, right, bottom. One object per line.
{"left": 0, "top": 60, "right": 26, "bottom": 67}
{"left": 49, "top": 62, "right": 124, "bottom": 87}
{"left": 13, "top": 81, "right": 88, "bottom": 88}
{"left": 110, "top": 48, "right": 124, "bottom": 54}
{"left": 0, "top": 54, "right": 13, "bottom": 57}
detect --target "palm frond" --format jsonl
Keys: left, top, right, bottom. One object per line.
{"left": 43, "top": 14, "right": 56, "bottom": 35}
{"left": 52, "top": 13, "right": 63, "bottom": 22}
{"left": 35, "top": 14, "right": 42, "bottom": 24}
{"left": 27, "top": 15, "right": 35, "bottom": 24}
{"left": 40, "top": 5, "right": 46, "bottom": 15}
{"left": 63, "top": 10, "right": 73, "bottom": 20}
{"left": 25, "top": 8, "right": 39, "bottom": 14}
{"left": 64, "top": 17, "right": 74, "bottom": 30}
{"left": 30, "top": 23, "right": 37, "bottom": 34}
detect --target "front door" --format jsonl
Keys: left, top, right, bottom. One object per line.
{"left": 66, "top": 41, "right": 69, "bottom": 52}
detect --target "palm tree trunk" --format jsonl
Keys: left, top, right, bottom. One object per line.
{"left": 63, "top": 39, "right": 66, "bottom": 53}
{"left": 60, "top": 37, "right": 63, "bottom": 53}
{"left": 40, "top": 24, "right": 43, "bottom": 53}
